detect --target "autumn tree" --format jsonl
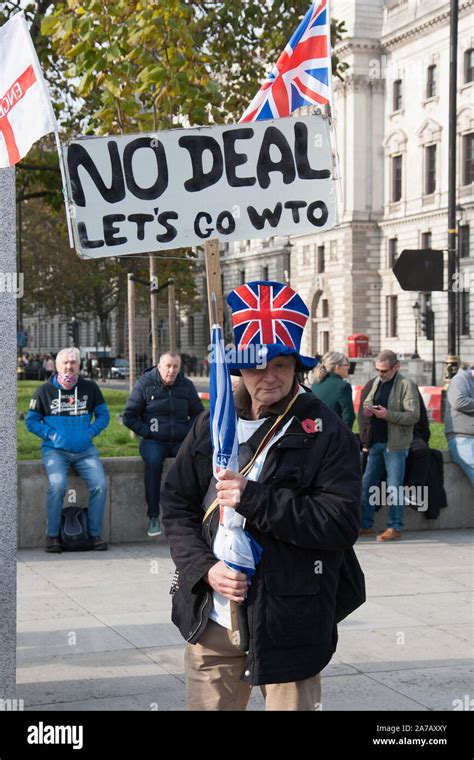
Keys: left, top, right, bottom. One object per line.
{"left": 2, "top": 0, "right": 348, "bottom": 343}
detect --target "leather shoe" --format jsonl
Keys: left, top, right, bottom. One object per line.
{"left": 90, "top": 536, "right": 108, "bottom": 551}
{"left": 359, "top": 528, "right": 376, "bottom": 536}
{"left": 45, "top": 536, "right": 62, "bottom": 553}
{"left": 376, "top": 528, "right": 401, "bottom": 542}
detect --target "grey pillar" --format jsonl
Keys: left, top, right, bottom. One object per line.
{"left": 0, "top": 166, "right": 17, "bottom": 699}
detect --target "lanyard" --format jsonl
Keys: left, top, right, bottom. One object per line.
{"left": 203, "top": 390, "right": 300, "bottom": 524}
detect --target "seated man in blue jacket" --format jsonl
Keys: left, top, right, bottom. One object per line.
{"left": 123, "top": 352, "right": 204, "bottom": 537}
{"left": 26, "top": 347, "right": 110, "bottom": 553}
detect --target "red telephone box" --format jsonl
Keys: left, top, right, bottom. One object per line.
{"left": 347, "top": 334, "right": 370, "bottom": 358}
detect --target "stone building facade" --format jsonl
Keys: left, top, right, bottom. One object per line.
{"left": 181, "top": 0, "right": 473, "bottom": 379}
{"left": 23, "top": 0, "right": 473, "bottom": 380}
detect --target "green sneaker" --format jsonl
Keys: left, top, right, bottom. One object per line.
{"left": 147, "top": 517, "right": 161, "bottom": 537}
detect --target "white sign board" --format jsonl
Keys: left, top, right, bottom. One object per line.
{"left": 63, "top": 114, "right": 336, "bottom": 258}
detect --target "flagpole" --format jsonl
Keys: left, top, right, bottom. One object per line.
{"left": 326, "top": 0, "right": 334, "bottom": 112}
{"left": 54, "top": 131, "right": 74, "bottom": 248}
{"left": 210, "top": 291, "right": 219, "bottom": 327}
{"left": 325, "top": 0, "right": 343, "bottom": 224}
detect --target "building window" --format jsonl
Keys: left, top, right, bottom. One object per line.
{"left": 262, "top": 265, "right": 269, "bottom": 281}
{"left": 321, "top": 299, "right": 329, "bottom": 318}
{"left": 188, "top": 315, "right": 195, "bottom": 345}
{"left": 463, "top": 133, "right": 474, "bottom": 185}
{"left": 388, "top": 237, "right": 398, "bottom": 267}
{"left": 460, "top": 292, "right": 470, "bottom": 335}
{"left": 391, "top": 155, "right": 402, "bottom": 202}
{"left": 459, "top": 224, "right": 470, "bottom": 258}
{"left": 284, "top": 251, "right": 291, "bottom": 283}
{"left": 317, "top": 245, "right": 325, "bottom": 273}
{"left": 239, "top": 269, "right": 246, "bottom": 285}
{"left": 386, "top": 295, "right": 398, "bottom": 337}
{"left": 424, "top": 144, "right": 437, "bottom": 195}
{"left": 321, "top": 331, "right": 329, "bottom": 354}
{"left": 393, "top": 79, "right": 402, "bottom": 111}
{"left": 421, "top": 231, "right": 432, "bottom": 249}
{"left": 426, "top": 65, "right": 437, "bottom": 98}
{"left": 464, "top": 48, "right": 474, "bottom": 84}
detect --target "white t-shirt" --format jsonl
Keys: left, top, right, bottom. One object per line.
{"left": 209, "top": 414, "right": 294, "bottom": 629}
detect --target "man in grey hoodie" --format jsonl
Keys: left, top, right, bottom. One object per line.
{"left": 444, "top": 364, "right": 474, "bottom": 486}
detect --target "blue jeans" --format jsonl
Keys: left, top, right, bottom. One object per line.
{"left": 139, "top": 439, "right": 182, "bottom": 517}
{"left": 42, "top": 445, "right": 107, "bottom": 537}
{"left": 361, "top": 442, "right": 409, "bottom": 531}
{"left": 448, "top": 436, "right": 474, "bottom": 486}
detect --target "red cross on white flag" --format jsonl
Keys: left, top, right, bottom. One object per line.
{"left": 0, "top": 13, "right": 57, "bottom": 169}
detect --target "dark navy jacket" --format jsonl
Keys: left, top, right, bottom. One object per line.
{"left": 26, "top": 375, "right": 110, "bottom": 453}
{"left": 122, "top": 368, "right": 204, "bottom": 442}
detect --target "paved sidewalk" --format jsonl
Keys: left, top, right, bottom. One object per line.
{"left": 16, "top": 529, "right": 473, "bottom": 711}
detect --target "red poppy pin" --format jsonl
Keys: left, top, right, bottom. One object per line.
{"left": 301, "top": 418, "right": 318, "bottom": 434}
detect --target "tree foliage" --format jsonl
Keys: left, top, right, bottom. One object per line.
{"left": 1, "top": 0, "right": 348, "bottom": 329}
{"left": 41, "top": 0, "right": 348, "bottom": 134}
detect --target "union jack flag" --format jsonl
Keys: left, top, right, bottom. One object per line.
{"left": 210, "top": 323, "right": 239, "bottom": 475}
{"left": 240, "top": 1, "right": 332, "bottom": 123}
{"left": 228, "top": 282, "right": 309, "bottom": 351}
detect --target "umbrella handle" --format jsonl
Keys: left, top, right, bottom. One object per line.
{"left": 236, "top": 600, "right": 249, "bottom": 652}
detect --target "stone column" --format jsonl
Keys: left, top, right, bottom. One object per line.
{"left": 0, "top": 165, "right": 17, "bottom": 699}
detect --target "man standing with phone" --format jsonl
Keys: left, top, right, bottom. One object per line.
{"left": 359, "top": 350, "right": 419, "bottom": 541}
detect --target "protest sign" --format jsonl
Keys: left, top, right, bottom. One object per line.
{"left": 64, "top": 114, "right": 336, "bottom": 258}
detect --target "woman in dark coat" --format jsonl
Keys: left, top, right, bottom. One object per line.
{"left": 311, "top": 351, "right": 355, "bottom": 429}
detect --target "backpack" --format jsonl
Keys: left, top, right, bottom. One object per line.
{"left": 60, "top": 507, "right": 91, "bottom": 551}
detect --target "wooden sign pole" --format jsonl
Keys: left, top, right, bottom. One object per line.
{"left": 204, "top": 238, "right": 223, "bottom": 332}
{"left": 168, "top": 279, "right": 177, "bottom": 353}
{"left": 127, "top": 273, "right": 137, "bottom": 391}
{"left": 149, "top": 255, "right": 159, "bottom": 365}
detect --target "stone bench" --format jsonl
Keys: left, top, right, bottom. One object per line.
{"left": 17, "top": 452, "right": 473, "bottom": 548}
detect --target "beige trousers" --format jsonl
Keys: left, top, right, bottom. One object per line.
{"left": 185, "top": 620, "right": 321, "bottom": 711}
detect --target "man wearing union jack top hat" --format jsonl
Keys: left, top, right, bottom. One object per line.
{"left": 161, "top": 281, "right": 363, "bottom": 710}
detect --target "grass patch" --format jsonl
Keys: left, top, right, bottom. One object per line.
{"left": 18, "top": 381, "right": 210, "bottom": 460}
{"left": 18, "top": 381, "right": 446, "bottom": 460}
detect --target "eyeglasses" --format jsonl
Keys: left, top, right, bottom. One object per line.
{"left": 375, "top": 366, "right": 395, "bottom": 374}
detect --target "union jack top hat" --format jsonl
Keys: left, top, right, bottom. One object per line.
{"left": 226, "top": 281, "right": 317, "bottom": 371}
